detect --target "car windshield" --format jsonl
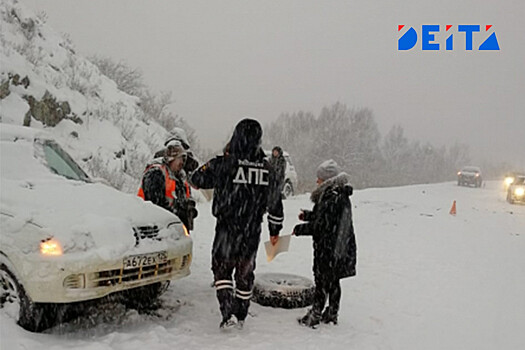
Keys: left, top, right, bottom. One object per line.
{"left": 42, "top": 140, "right": 90, "bottom": 182}
{"left": 515, "top": 177, "right": 525, "bottom": 185}
{"left": 462, "top": 167, "right": 479, "bottom": 173}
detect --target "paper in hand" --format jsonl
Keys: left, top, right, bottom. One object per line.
{"left": 264, "top": 234, "right": 291, "bottom": 262}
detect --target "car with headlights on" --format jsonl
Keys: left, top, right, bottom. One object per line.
{"left": 503, "top": 172, "right": 525, "bottom": 191}
{"left": 0, "top": 124, "right": 192, "bottom": 332}
{"left": 507, "top": 175, "right": 525, "bottom": 204}
{"left": 457, "top": 166, "right": 483, "bottom": 187}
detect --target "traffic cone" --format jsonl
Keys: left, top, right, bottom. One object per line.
{"left": 449, "top": 200, "right": 457, "bottom": 216}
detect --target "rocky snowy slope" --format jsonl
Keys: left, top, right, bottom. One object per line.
{"left": 0, "top": 0, "right": 170, "bottom": 192}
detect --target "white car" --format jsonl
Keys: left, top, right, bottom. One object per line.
{"left": 0, "top": 124, "right": 192, "bottom": 332}
{"left": 264, "top": 149, "right": 299, "bottom": 198}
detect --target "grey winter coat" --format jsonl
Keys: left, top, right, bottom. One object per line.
{"left": 294, "top": 173, "right": 357, "bottom": 280}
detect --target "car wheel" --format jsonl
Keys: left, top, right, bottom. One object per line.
{"left": 121, "top": 281, "right": 169, "bottom": 310}
{"left": 252, "top": 273, "right": 314, "bottom": 309}
{"left": 282, "top": 182, "right": 294, "bottom": 199}
{"left": 0, "top": 264, "right": 54, "bottom": 332}
{"left": 457, "top": 180, "right": 461, "bottom": 186}
{"left": 507, "top": 192, "right": 514, "bottom": 204}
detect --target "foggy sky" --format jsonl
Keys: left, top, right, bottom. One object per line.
{"left": 21, "top": 0, "right": 525, "bottom": 167}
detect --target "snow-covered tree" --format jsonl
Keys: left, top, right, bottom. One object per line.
{"left": 88, "top": 56, "right": 144, "bottom": 96}
{"left": 265, "top": 102, "right": 383, "bottom": 190}
{"left": 266, "top": 103, "right": 473, "bottom": 192}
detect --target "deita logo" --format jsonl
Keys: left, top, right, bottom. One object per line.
{"left": 398, "top": 25, "right": 500, "bottom": 51}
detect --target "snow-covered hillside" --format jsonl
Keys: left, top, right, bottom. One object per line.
{"left": 1, "top": 181, "right": 524, "bottom": 350}
{"left": 0, "top": 0, "right": 171, "bottom": 192}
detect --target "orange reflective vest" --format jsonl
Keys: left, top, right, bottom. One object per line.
{"left": 137, "top": 163, "right": 190, "bottom": 208}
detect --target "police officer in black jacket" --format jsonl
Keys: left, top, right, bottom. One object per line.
{"left": 191, "top": 118, "right": 284, "bottom": 329}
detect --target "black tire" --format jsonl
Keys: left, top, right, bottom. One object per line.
{"left": 252, "top": 273, "right": 314, "bottom": 309}
{"left": 282, "top": 182, "right": 294, "bottom": 199}
{"left": 121, "top": 281, "right": 169, "bottom": 310}
{"left": 507, "top": 191, "right": 514, "bottom": 204}
{"left": 0, "top": 263, "right": 55, "bottom": 332}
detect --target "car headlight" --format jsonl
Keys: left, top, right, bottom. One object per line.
{"left": 167, "top": 221, "right": 190, "bottom": 237}
{"left": 504, "top": 177, "right": 514, "bottom": 186}
{"left": 514, "top": 187, "right": 525, "bottom": 197}
{"left": 183, "top": 224, "right": 190, "bottom": 237}
{"left": 40, "top": 238, "right": 63, "bottom": 256}
{"left": 457, "top": 172, "right": 461, "bottom": 176}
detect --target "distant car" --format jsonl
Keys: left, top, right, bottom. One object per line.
{"left": 265, "top": 149, "right": 299, "bottom": 198}
{"left": 507, "top": 175, "right": 525, "bottom": 204}
{"left": 457, "top": 166, "right": 483, "bottom": 187}
{"left": 0, "top": 124, "right": 192, "bottom": 332}
{"left": 503, "top": 171, "right": 525, "bottom": 191}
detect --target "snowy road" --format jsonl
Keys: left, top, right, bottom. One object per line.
{"left": 1, "top": 181, "right": 524, "bottom": 350}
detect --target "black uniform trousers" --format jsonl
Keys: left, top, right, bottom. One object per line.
{"left": 212, "top": 218, "right": 261, "bottom": 322}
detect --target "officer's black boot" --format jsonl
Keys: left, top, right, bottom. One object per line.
{"left": 216, "top": 284, "right": 235, "bottom": 329}
{"left": 219, "top": 315, "right": 236, "bottom": 329}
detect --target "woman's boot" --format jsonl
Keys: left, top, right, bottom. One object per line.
{"left": 321, "top": 307, "right": 338, "bottom": 325}
{"left": 298, "top": 309, "right": 321, "bottom": 328}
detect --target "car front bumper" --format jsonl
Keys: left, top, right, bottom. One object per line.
{"left": 509, "top": 193, "right": 525, "bottom": 203}
{"left": 13, "top": 238, "right": 192, "bottom": 303}
{"left": 459, "top": 175, "right": 480, "bottom": 184}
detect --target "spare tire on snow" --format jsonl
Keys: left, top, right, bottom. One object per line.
{"left": 252, "top": 273, "right": 315, "bottom": 309}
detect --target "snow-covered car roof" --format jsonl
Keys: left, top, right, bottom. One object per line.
{"left": 460, "top": 166, "right": 481, "bottom": 172}
{"left": 0, "top": 123, "right": 49, "bottom": 142}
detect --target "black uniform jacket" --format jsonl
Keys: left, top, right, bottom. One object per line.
{"left": 191, "top": 119, "right": 284, "bottom": 236}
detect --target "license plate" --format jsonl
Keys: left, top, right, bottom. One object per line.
{"left": 123, "top": 251, "right": 168, "bottom": 269}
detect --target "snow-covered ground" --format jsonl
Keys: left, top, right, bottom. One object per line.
{"left": 1, "top": 180, "right": 524, "bottom": 349}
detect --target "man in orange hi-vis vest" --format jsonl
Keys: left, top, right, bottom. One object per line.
{"left": 138, "top": 139, "right": 197, "bottom": 231}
